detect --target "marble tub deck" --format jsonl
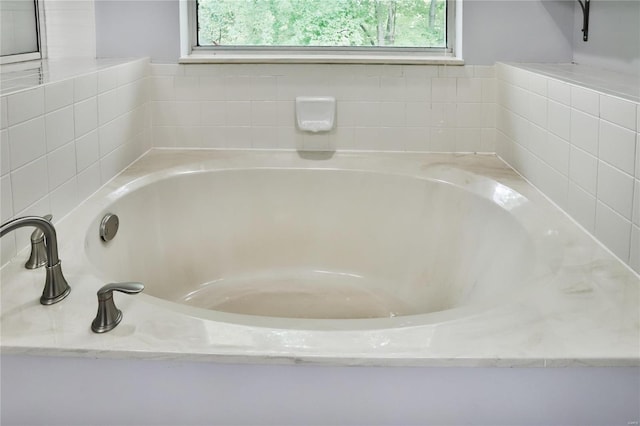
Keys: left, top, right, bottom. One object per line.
{"left": 1, "top": 149, "right": 638, "bottom": 367}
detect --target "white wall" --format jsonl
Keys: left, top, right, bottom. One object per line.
{"left": 572, "top": 0, "right": 640, "bottom": 75}
{"left": 45, "top": 0, "right": 97, "bottom": 58}
{"left": 94, "top": 0, "right": 576, "bottom": 65}
{"left": 461, "top": 0, "right": 574, "bottom": 65}
{"left": 2, "top": 355, "right": 639, "bottom": 426}
{"left": 94, "top": 0, "right": 180, "bottom": 63}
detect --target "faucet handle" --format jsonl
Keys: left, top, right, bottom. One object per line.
{"left": 91, "top": 282, "right": 144, "bottom": 333}
{"left": 25, "top": 214, "right": 52, "bottom": 269}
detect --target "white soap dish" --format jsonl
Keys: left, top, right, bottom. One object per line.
{"left": 295, "top": 96, "right": 335, "bottom": 133}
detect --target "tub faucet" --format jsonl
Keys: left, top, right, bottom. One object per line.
{"left": 25, "top": 214, "right": 53, "bottom": 269}
{"left": 0, "top": 216, "right": 71, "bottom": 305}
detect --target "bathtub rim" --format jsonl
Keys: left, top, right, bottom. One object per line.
{"left": 1, "top": 149, "right": 638, "bottom": 368}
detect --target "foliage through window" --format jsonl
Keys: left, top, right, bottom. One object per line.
{"left": 196, "top": 0, "right": 447, "bottom": 49}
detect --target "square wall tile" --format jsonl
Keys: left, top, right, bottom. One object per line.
{"left": 537, "top": 161, "right": 568, "bottom": 208}
{"left": 201, "top": 101, "right": 227, "bottom": 127}
{"left": 597, "top": 161, "right": 634, "bottom": 220}
{"left": 571, "top": 86, "right": 599, "bottom": 116}
{"left": 430, "top": 128, "right": 455, "bottom": 152}
{"left": 527, "top": 122, "right": 546, "bottom": 158}
{"left": 378, "top": 102, "right": 406, "bottom": 127}
{"left": 528, "top": 93, "right": 547, "bottom": 129}
{"left": 548, "top": 101, "right": 570, "bottom": 141}
{"left": 481, "top": 79, "right": 496, "bottom": 103}
{"left": 431, "top": 78, "right": 456, "bottom": 102}
{"left": 430, "top": 103, "right": 456, "bottom": 128}
{"left": 379, "top": 76, "right": 406, "bottom": 102}
{"left": 598, "top": 120, "right": 636, "bottom": 176}
{"left": 76, "top": 162, "right": 102, "bottom": 201}
{"left": 75, "top": 130, "right": 99, "bottom": 172}
{"left": 45, "top": 106, "right": 75, "bottom": 152}
{"left": 47, "top": 142, "right": 77, "bottom": 191}
{"left": 456, "top": 103, "right": 484, "bottom": 128}
{"left": 455, "top": 128, "right": 482, "bottom": 152}
{"left": 403, "top": 77, "right": 431, "bottom": 102}
{"left": 7, "top": 87, "right": 44, "bottom": 126}
{"left": 569, "top": 146, "right": 598, "bottom": 195}
{"left": 98, "top": 90, "right": 119, "bottom": 126}
{"left": 11, "top": 156, "right": 49, "bottom": 212}
{"left": 74, "top": 73, "right": 98, "bottom": 102}
{"left": 481, "top": 128, "right": 496, "bottom": 152}
{"left": 8, "top": 117, "right": 46, "bottom": 170}
{"left": 570, "top": 109, "right": 599, "bottom": 156}
{"left": 405, "top": 102, "right": 431, "bottom": 127}
{"left": 402, "top": 127, "right": 430, "bottom": 152}
{"left": 226, "top": 101, "right": 252, "bottom": 127}
{"left": 50, "top": 177, "right": 78, "bottom": 220}
{"left": 545, "top": 132, "right": 570, "bottom": 176}
{"left": 600, "top": 95, "right": 636, "bottom": 131}
{"left": 456, "top": 78, "right": 482, "bottom": 102}
{"left": 547, "top": 79, "right": 571, "bottom": 105}
{"left": 567, "top": 183, "right": 596, "bottom": 232}
{"left": 45, "top": 80, "right": 74, "bottom": 113}
{"left": 74, "top": 97, "right": 98, "bottom": 138}
{"left": 98, "top": 68, "right": 118, "bottom": 93}
{"left": 528, "top": 74, "right": 547, "bottom": 97}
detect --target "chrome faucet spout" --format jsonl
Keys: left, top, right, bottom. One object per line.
{"left": 0, "top": 216, "right": 70, "bottom": 305}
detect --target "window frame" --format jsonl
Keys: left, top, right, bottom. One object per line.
{"left": 0, "top": 0, "right": 47, "bottom": 65}
{"left": 180, "top": 0, "right": 461, "bottom": 64}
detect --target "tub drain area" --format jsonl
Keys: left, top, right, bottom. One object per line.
{"left": 178, "top": 270, "right": 415, "bottom": 319}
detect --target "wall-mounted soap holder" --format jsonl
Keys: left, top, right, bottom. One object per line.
{"left": 295, "top": 96, "right": 336, "bottom": 133}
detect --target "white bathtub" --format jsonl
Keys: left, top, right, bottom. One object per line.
{"left": 1, "top": 149, "right": 638, "bottom": 366}
{"left": 85, "top": 154, "right": 558, "bottom": 329}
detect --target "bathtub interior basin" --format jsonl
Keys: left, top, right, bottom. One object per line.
{"left": 84, "top": 168, "right": 545, "bottom": 323}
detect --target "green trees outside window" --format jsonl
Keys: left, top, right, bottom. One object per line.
{"left": 197, "top": 0, "right": 446, "bottom": 48}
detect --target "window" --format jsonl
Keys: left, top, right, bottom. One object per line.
{"left": 0, "top": 0, "right": 45, "bottom": 64}
{"left": 183, "top": 0, "right": 458, "bottom": 63}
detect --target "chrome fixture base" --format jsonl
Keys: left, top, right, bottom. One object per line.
{"left": 91, "top": 304, "right": 123, "bottom": 333}
{"left": 91, "top": 282, "right": 144, "bottom": 333}
{"left": 41, "top": 262, "right": 71, "bottom": 305}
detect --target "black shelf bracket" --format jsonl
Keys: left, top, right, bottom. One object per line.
{"left": 577, "top": 0, "right": 591, "bottom": 42}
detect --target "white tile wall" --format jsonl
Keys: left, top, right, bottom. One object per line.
{"left": 44, "top": 80, "right": 74, "bottom": 113}
{"left": 7, "top": 87, "right": 44, "bottom": 126}
{"left": 1, "top": 59, "right": 637, "bottom": 276}
{"left": 0, "top": 58, "right": 150, "bottom": 264}
{"left": 598, "top": 120, "right": 636, "bottom": 175}
{"left": 496, "top": 62, "right": 639, "bottom": 273}
{"left": 149, "top": 64, "right": 497, "bottom": 153}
